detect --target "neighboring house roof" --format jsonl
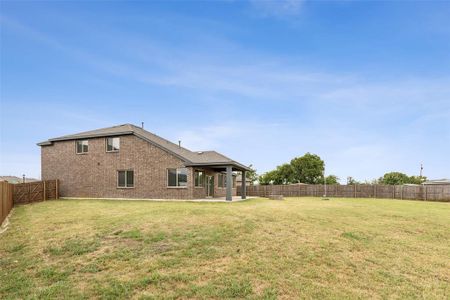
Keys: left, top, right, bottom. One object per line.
{"left": 37, "top": 124, "right": 251, "bottom": 171}
{"left": 0, "top": 176, "right": 39, "bottom": 184}
{"left": 422, "top": 179, "right": 450, "bottom": 185}
{"left": 236, "top": 174, "right": 252, "bottom": 182}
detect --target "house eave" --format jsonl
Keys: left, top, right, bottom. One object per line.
{"left": 37, "top": 131, "right": 135, "bottom": 147}
{"left": 37, "top": 131, "right": 192, "bottom": 164}
{"left": 37, "top": 141, "right": 53, "bottom": 146}
{"left": 185, "top": 162, "right": 251, "bottom": 172}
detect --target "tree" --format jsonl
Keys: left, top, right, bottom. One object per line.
{"left": 290, "top": 153, "right": 324, "bottom": 184}
{"left": 276, "top": 163, "right": 295, "bottom": 184}
{"left": 259, "top": 153, "right": 327, "bottom": 185}
{"left": 408, "top": 175, "right": 427, "bottom": 184}
{"left": 259, "top": 170, "right": 277, "bottom": 185}
{"left": 379, "top": 172, "right": 427, "bottom": 185}
{"left": 379, "top": 172, "right": 410, "bottom": 185}
{"left": 365, "top": 178, "right": 380, "bottom": 185}
{"left": 319, "top": 175, "right": 340, "bottom": 185}
{"left": 245, "top": 164, "right": 258, "bottom": 185}
{"left": 258, "top": 175, "right": 269, "bottom": 185}
{"left": 346, "top": 176, "right": 360, "bottom": 185}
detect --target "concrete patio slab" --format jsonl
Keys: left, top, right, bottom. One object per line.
{"left": 61, "top": 196, "right": 256, "bottom": 203}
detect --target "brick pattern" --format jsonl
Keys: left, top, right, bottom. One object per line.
{"left": 41, "top": 134, "right": 236, "bottom": 199}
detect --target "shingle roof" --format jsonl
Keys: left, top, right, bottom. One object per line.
{"left": 37, "top": 124, "right": 250, "bottom": 171}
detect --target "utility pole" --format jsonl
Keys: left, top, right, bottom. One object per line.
{"left": 420, "top": 163, "right": 423, "bottom": 177}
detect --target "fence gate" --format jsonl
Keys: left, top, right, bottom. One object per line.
{"left": 13, "top": 180, "right": 59, "bottom": 205}
{"left": 13, "top": 183, "right": 30, "bottom": 204}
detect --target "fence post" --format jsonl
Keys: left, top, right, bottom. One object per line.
{"left": 374, "top": 185, "right": 377, "bottom": 198}
{"left": 56, "top": 180, "right": 59, "bottom": 199}
{"left": 10, "top": 183, "right": 13, "bottom": 212}
{"left": 393, "top": 186, "right": 395, "bottom": 199}
{"left": 401, "top": 185, "right": 403, "bottom": 200}
{"left": 0, "top": 182, "right": 3, "bottom": 224}
{"left": 425, "top": 186, "right": 427, "bottom": 201}
{"left": 43, "top": 181, "right": 46, "bottom": 201}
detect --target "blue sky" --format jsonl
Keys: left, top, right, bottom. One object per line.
{"left": 1, "top": 0, "right": 449, "bottom": 182}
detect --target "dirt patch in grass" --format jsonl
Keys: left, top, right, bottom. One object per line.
{"left": 44, "top": 237, "right": 100, "bottom": 256}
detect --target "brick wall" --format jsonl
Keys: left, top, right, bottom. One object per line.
{"left": 41, "top": 134, "right": 199, "bottom": 199}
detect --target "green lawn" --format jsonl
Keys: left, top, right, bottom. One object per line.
{"left": 1, "top": 198, "right": 449, "bottom": 299}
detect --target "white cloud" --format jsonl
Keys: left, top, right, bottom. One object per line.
{"left": 249, "top": 0, "right": 305, "bottom": 18}
{"left": 177, "top": 125, "right": 241, "bottom": 150}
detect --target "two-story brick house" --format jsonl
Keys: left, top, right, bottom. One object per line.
{"left": 38, "top": 124, "right": 250, "bottom": 200}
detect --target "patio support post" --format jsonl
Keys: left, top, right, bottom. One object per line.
{"left": 226, "top": 165, "right": 232, "bottom": 201}
{"left": 241, "top": 170, "right": 246, "bottom": 199}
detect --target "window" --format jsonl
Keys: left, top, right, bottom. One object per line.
{"left": 167, "top": 168, "right": 188, "bottom": 187}
{"left": 218, "top": 173, "right": 234, "bottom": 188}
{"left": 194, "top": 171, "right": 205, "bottom": 187}
{"left": 106, "top": 137, "right": 120, "bottom": 152}
{"left": 76, "top": 140, "right": 88, "bottom": 154}
{"left": 168, "top": 169, "right": 177, "bottom": 187}
{"left": 118, "top": 170, "right": 134, "bottom": 188}
{"left": 218, "top": 173, "right": 225, "bottom": 188}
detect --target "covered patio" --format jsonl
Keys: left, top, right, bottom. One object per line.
{"left": 187, "top": 162, "right": 251, "bottom": 201}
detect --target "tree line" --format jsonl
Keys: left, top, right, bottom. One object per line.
{"left": 247, "top": 153, "right": 426, "bottom": 185}
{"left": 257, "top": 153, "right": 339, "bottom": 185}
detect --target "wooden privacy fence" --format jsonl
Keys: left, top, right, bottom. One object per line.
{"left": 1, "top": 180, "right": 59, "bottom": 225}
{"left": 13, "top": 180, "right": 59, "bottom": 204}
{"left": 1, "top": 181, "right": 14, "bottom": 226}
{"left": 13, "top": 180, "right": 59, "bottom": 205}
{"left": 238, "top": 184, "right": 450, "bottom": 202}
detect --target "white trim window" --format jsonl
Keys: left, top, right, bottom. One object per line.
{"left": 106, "top": 137, "right": 120, "bottom": 152}
{"left": 194, "top": 170, "right": 205, "bottom": 187}
{"left": 76, "top": 140, "right": 89, "bottom": 154}
{"left": 118, "top": 170, "right": 134, "bottom": 188}
{"left": 167, "top": 168, "right": 188, "bottom": 187}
